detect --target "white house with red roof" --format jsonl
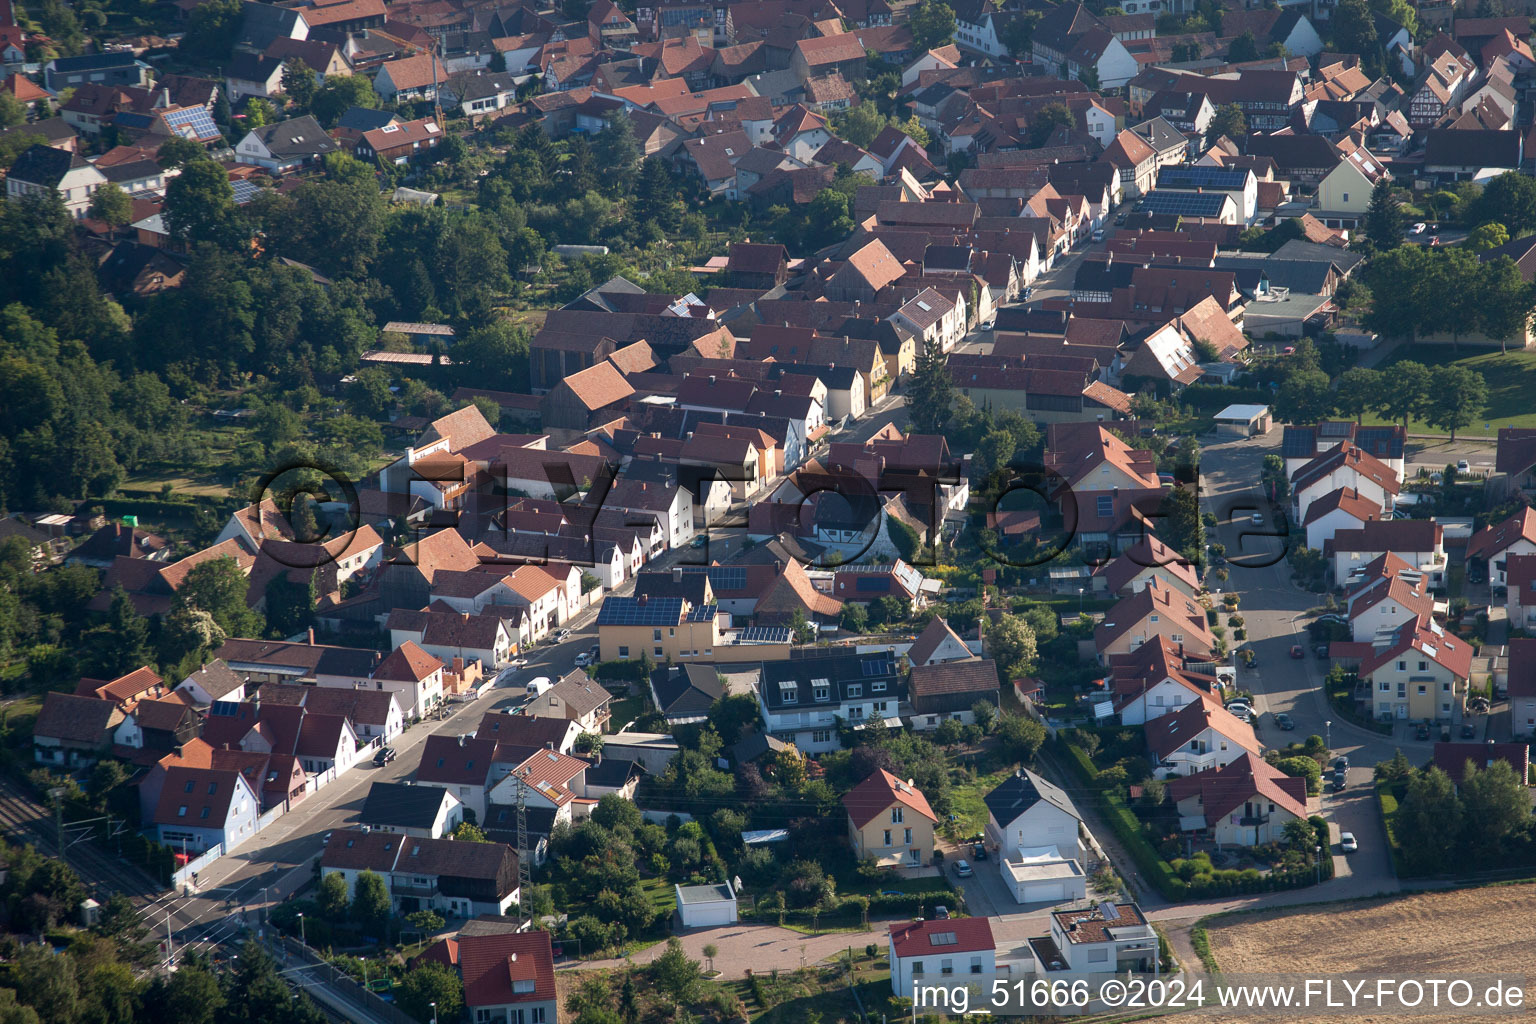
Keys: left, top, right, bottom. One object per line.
{"left": 1144, "top": 695, "right": 1260, "bottom": 779}
{"left": 1505, "top": 555, "right": 1536, "bottom": 631}
{"left": 1302, "top": 486, "right": 1382, "bottom": 551}
{"left": 1093, "top": 532, "right": 1201, "bottom": 600}
{"left": 843, "top": 769, "right": 939, "bottom": 867}
{"left": 1105, "top": 637, "right": 1221, "bottom": 726}
{"left": 1093, "top": 579, "right": 1215, "bottom": 662}
{"left": 1165, "top": 753, "right": 1309, "bottom": 846}
{"left": 153, "top": 765, "right": 262, "bottom": 855}
{"left": 487, "top": 747, "right": 597, "bottom": 827}
{"left": 1507, "top": 638, "right": 1536, "bottom": 738}
{"left": 1466, "top": 506, "right": 1536, "bottom": 586}
{"left": 1328, "top": 520, "right": 1447, "bottom": 586}
{"left": 1346, "top": 553, "right": 1435, "bottom": 642}
{"left": 1360, "top": 615, "right": 1472, "bottom": 723}
{"left": 888, "top": 916, "right": 996, "bottom": 998}
{"left": 1044, "top": 426, "right": 1164, "bottom": 552}
{"left": 373, "top": 640, "right": 446, "bottom": 718}
{"left": 1036, "top": 901, "right": 1157, "bottom": 975}
{"left": 1290, "top": 441, "right": 1400, "bottom": 523}
{"left": 420, "top": 930, "right": 557, "bottom": 1024}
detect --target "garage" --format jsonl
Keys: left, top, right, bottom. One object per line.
{"left": 1002, "top": 847, "right": 1088, "bottom": 905}
{"left": 1213, "top": 403, "right": 1273, "bottom": 439}
{"left": 675, "top": 882, "right": 738, "bottom": 928}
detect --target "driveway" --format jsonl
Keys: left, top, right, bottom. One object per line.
{"left": 567, "top": 922, "right": 878, "bottom": 978}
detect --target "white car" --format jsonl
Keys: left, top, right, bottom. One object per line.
{"left": 1340, "top": 832, "right": 1358, "bottom": 853}
{"left": 980, "top": 319, "right": 996, "bottom": 331}
{"left": 1456, "top": 459, "right": 1471, "bottom": 474}
{"left": 1410, "top": 223, "right": 1426, "bottom": 235}
{"left": 573, "top": 652, "right": 593, "bottom": 668}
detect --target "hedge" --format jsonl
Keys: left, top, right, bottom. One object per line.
{"left": 1376, "top": 779, "right": 1408, "bottom": 877}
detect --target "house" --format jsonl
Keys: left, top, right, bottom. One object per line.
{"left": 485, "top": 747, "right": 601, "bottom": 825}
{"left": 1035, "top": 903, "right": 1158, "bottom": 975}
{"left": 1495, "top": 426, "right": 1536, "bottom": 495}
{"left": 372, "top": 641, "right": 448, "bottom": 719}
{"left": 44, "top": 53, "right": 152, "bottom": 92}
{"left": 1093, "top": 534, "right": 1201, "bottom": 600}
{"left": 888, "top": 916, "right": 995, "bottom": 999}
{"left": 1144, "top": 695, "right": 1261, "bottom": 779}
{"left": 984, "top": 768, "right": 1085, "bottom": 863}
{"left": 1094, "top": 581, "right": 1216, "bottom": 662}
{"left": 891, "top": 287, "right": 966, "bottom": 353}
{"left": 388, "top": 607, "right": 517, "bottom": 671}
{"left": 355, "top": 117, "right": 443, "bottom": 165}
{"left": 234, "top": 115, "right": 339, "bottom": 173}
{"left": 320, "top": 829, "right": 521, "bottom": 918}
{"left": 1328, "top": 520, "right": 1446, "bottom": 587}
{"left": 1466, "top": 507, "right": 1536, "bottom": 585}
{"left": 597, "top": 594, "right": 791, "bottom": 664}
{"left": 1281, "top": 422, "right": 1405, "bottom": 481}
{"left": 1506, "top": 556, "right": 1536, "bottom": 633}
{"left": 675, "top": 882, "right": 738, "bottom": 927}
{"left": 224, "top": 53, "right": 284, "bottom": 100}
{"left": 1290, "top": 441, "right": 1400, "bottom": 523}
{"left": 1157, "top": 165, "right": 1259, "bottom": 225}
{"left": 726, "top": 242, "right": 789, "bottom": 289}
{"left": 1359, "top": 616, "right": 1471, "bottom": 723}
{"left": 1166, "top": 753, "right": 1308, "bottom": 846}
{"left": 254, "top": 682, "right": 405, "bottom": 748}
{"left": 153, "top": 766, "right": 262, "bottom": 855}
{"left": 1303, "top": 486, "right": 1382, "bottom": 552}
{"left": 373, "top": 53, "right": 448, "bottom": 103}
{"left": 758, "top": 650, "right": 905, "bottom": 754}
{"left": 420, "top": 929, "right": 557, "bottom": 1024}
{"left": 115, "top": 697, "right": 202, "bottom": 757}
{"left": 33, "top": 693, "right": 125, "bottom": 767}
{"left": 1314, "top": 148, "right": 1389, "bottom": 228}
{"left": 844, "top": 769, "right": 938, "bottom": 867}
{"left": 415, "top": 734, "right": 521, "bottom": 823}
{"left": 5, "top": 145, "right": 107, "bottom": 218}
{"left": 1346, "top": 554, "right": 1434, "bottom": 643}
{"left": 527, "top": 670, "right": 613, "bottom": 733}
{"left": 360, "top": 781, "right": 465, "bottom": 838}
{"left": 908, "top": 660, "right": 999, "bottom": 731}
{"left": 1431, "top": 742, "right": 1530, "bottom": 788}
{"left": 1506, "top": 638, "right": 1536, "bottom": 738}
{"left": 1105, "top": 637, "right": 1221, "bottom": 726}
{"left": 1031, "top": 4, "right": 1138, "bottom": 89}
{"left": 648, "top": 664, "right": 724, "bottom": 724}
{"left": 1102, "top": 129, "right": 1159, "bottom": 199}
{"left": 906, "top": 615, "right": 974, "bottom": 666}
{"left": 952, "top": 0, "right": 1008, "bottom": 59}
{"left": 476, "top": 710, "right": 581, "bottom": 754}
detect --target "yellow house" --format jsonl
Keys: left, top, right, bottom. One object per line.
{"left": 596, "top": 594, "right": 792, "bottom": 665}
{"left": 843, "top": 769, "right": 938, "bottom": 868}
{"left": 1360, "top": 616, "right": 1471, "bottom": 723}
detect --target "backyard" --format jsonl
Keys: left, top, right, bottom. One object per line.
{"left": 1362, "top": 345, "right": 1536, "bottom": 436}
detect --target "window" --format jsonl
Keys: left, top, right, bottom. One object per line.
{"left": 177, "top": 805, "right": 188, "bottom": 817}
{"left": 971, "top": 958, "right": 983, "bottom": 974}
{"left": 1088, "top": 948, "right": 1109, "bottom": 963}
{"left": 511, "top": 1011, "right": 525, "bottom": 1024}
{"left": 532, "top": 1010, "right": 546, "bottom": 1024}
{"left": 872, "top": 681, "right": 886, "bottom": 692}
{"left": 618, "top": 646, "right": 629, "bottom": 658}
{"left": 912, "top": 961, "right": 924, "bottom": 974}
{"left": 654, "top": 647, "right": 664, "bottom": 657}
{"left": 813, "top": 684, "right": 830, "bottom": 702}
{"left": 904, "top": 827, "right": 912, "bottom": 844}
{"left": 184, "top": 780, "right": 195, "bottom": 793}
{"left": 1397, "top": 661, "right": 1406, "bottom": 671}
{"left": 884, "top": 829, "right": 892, "bottom": 846}
{"left": 1379, "top": 681, "right": 1391, "bottom": 691}
{"left": 941, "top": 959, "right": 954, "bottom": 975}
{"left": 1170, "top": 634, "right": 1183, "bottom": 643}
{"left": 1418, "top": 685, "right": 1427, "bottom": 695}
{"left": 1442, "top": 682, "right": 1451, "bottom": 691}
{"left": 892, "top": 807, "right": 904, "bottom": 823}
{"left": 1097, "top": 495, "right": 1114, "bottom": 517}
{"left": 654, "top": 629, "right": 663, "bottom": 641}
{"left": 1342, "top": 192, "right": 1349, "bottom": 202}
{"left": 200, "top": 807, "right": 210, "bottom": 819}
{"left": 1150, "top": 615, "right": 1159, "bottom": 623}
{"left": 811, "top": 729, "right": 831, "bottom": 743}
{"left": 847, "top": 684, "right": 862, "bottom": 698}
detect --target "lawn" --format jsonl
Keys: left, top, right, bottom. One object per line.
{"left": 1361, "top": 345, "right": 1536, "bottom": 436}
{"left": 945, "top": 766, "right": 1014, "bottom": 838}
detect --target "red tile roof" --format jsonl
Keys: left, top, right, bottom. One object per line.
{"left": 889, "top": 916, "right": 994, "bottom": 958}
{"left": 458, "top": 931, "right": 556, "bottom": 1008}
{"left": 1165, "top": 752, "right": 1308, "bottom": 824}
{"left": 1467, "top": 507, "right": 1536, "bottom": 561}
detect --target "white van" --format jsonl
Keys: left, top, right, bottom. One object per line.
{"left": 525, "top": 676, "right": 554, "bottom": 698}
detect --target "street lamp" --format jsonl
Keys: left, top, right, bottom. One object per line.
{"left": 1315, "top": 845, "right": 1322, "bottom": 884}
{"left": 430, "top": 1001, "right": 438, "bottom": 1024}
{"left": 1325, "top": 720, "right": 1332, "bottom": 752}
{"left": 1078, "top": 587, "right": 1085, "bottom": 614}
{"left": 262, "top": 886, "right": 269, "bottom": 925}
{"left": 297, "top": 911, "right": 306, "bottom": 947}
{"left": 360, "top": 957, "right": 369, "bottom": 991}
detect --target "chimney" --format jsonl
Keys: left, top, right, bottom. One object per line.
{"left": 638, "top": 593, "right": 649, "bottom": 605}
{"left": 307, "top": 627, "right": 316, "bottom": 645}
{"left": 546, "top": 741, "right": 555, "bottom": 749}
{"left": 673, "top": 567, "right": 684, "bottom": 582}
{"left": 709, "top": 375, "right": 717, "bottom": 385}
{"left": 453, "top": 657, "right": 464, "bottom": 673}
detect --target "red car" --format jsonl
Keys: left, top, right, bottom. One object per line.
{"left": 1289, "top": 645, "right": 1305, "bottom": 659}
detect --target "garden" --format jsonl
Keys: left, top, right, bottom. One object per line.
{"left": 1055, "top": 726, "right": 1333, "bottom": 900}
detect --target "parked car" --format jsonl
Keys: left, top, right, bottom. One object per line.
{"left": 526, "top": 676, "right": 554, "bottom": 698}
{"left": 1290, "top": 645, "right": 1305, "bottom": 659}
{"left": 573, "top": 652, "right": 594, "bottom": 668}
{"left": 1333, "top": 756, "right": 1349, "bottom": 772}
{"left": 1091, "top": 228, "right": 1105, "bottom": 242}
{"left": 1274, "top": 712, "right": 1295, "bottom": 730}
{"left": 1340, "top": 832, "right": 1358, "bottom": 853}
{"left": 1469, "top": 696, "right": 1491, "bottom": 713}
{"left": 1115, "top": 212, "right": 1128, "bottom": 225}
{"left": 1415, "top": 722, "right": 1431, "bottom": 740}
{"left": 934, "top": 905, "right": 950, "bottom": 919}
{"left": 973, "top": 843, "right": 987, "bottom": 861}
{"left": 1315, "top": 645, "right": 1330, "bottom": 660}
{"left": 556, "top": 629, "right": 572, "bottom": 643}
{"left": 980, "top": 318, "right": 996, "bottom": 331}
{"left": 1456, "top": 459, "right": 1471, "bottom": 474}
{"left": 953, "top": 859, "right": 973, "bottom": 878}
{"left": 1410, "top": 223, "right": 1426, "bottom": 235}
{"left": 1467, "top": 564, "right": 1486, "bottom": 585}
{"left": 1461, "top": 722, "right": 1477, "bottom": 738}
{"left": 691, "top": 534, "right": 707, "bottom": 548}
{"left": 1332, "top": 773, "right": 1348, "bottom": 792}
{"left": 373, "top": 747, "right": 397, "bottom": 766}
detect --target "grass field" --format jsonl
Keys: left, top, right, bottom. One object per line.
{"left": 1361, "top": 345, "right": 1536, "bottom": 436}
{"left": 946, "top": 766, "right": 1014, "bottom": 837}
{"left": 1198, "top": 883, "right": 1536, "bottom": 1022}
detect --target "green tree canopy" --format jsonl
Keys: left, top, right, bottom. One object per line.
{"left": 909, "top": 0, "right": 957, "bottom": 50}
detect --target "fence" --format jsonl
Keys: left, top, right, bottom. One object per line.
{"left": 173, "top": 843, "right": 224, "bottom": 889}
{"left": 276, "top": 936, "right": 418, "bottom": 1024}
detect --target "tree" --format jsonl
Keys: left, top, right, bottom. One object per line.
{"left": 310, "top": 73, "right": 379, "bottom": 127}
{"left": 1274, "top": 368, "right": 1334, "bottom": 424}
{"left": 162, "top": 965, "right": 225, "bottom": 1024}
{"left": 1029, "top": 102, "right": 1075, "bottom": 147}
{"left": 164, "top": 157, "right": 240, "bottom": 247}
{"left": 1457, "top": 759, "right": 1530, "bottom": 858}
{"left": 907, "top": 337, "right": 953, "bottom": 434}
{"left": 451, "top": 821, "right": 491, "bottom": 842}
{"left": 1157, "top": 485, "right": 1204, "bottom": 562}
{"left": 281, "top": 58, "right": 318, "bottom": 110}
{"left": 453, "top": 322, "right": 531, "bottom": 392}
{"left": 1227, "top": 30, "right": 1259, "bottom": 62}
{"left": 1472, "top": 171, "right": 1536, "bottom": 235}
{"left": 264, "top": 569, "right": 317, "bottom": 638}
{"left": 1465, "top": 221, "right": 1508, "bottom": 253}
{"left": 1000, "top": 11, "right": 1040, "bottom": 58}
{"left": 1378, "top": 359, "right": 1432, "bottom": 430}
{"left": 591, "top": 112, "right": 640, "bottom": 197}
{"left": 1332, "top": 0, "right": 1379, "bottom": 70}
{"left": 87, "top": 759, "right": 127, "bottom": 803}
{"left": 1425, "top": 364, "right": 1487, "bottom": 441}
{"left": 1205, "top": 103, "right": 1246, "bottom": 148}
{"left": 94, "top": 584, "right": 151, "bottom": 675}
{"left": 909, "top": 0, "right": 957, "bottom": 50}
{"left": 986, "top": 613, "right": 1037, "bottom": 679}
{"left": 840, "top": 602, "right": 868, "bottom": 633}
{"left": 995, "top": 713, "right": 1046, "bottom": 764}
{"left": 89, "top": 182, "right": 132, "bottom": 227}
{"left": 245, "top": 98, "right": 277, "bottom": 128}
{"left": 702, "top": 943, "right": 719, "bottom": 974}
{"left": 157, "top": 136, "right": 207, "bottom": 170}
{"left": 0, "top": 92, "right": 25, "bottom": 129}
{"left": 832, "top": 102, "right": 888, "bottom": 149}
{"left": 1363, "top": 177, "right": 1401, "bottom": 250}
{"left": 181, "top": 0, "right": 243, "bottom": 62}
{"left": 774, "top": 745, "right": 808, "bottom": 788}
{"left": 1477, "top": 255, "right": 1536, "bottom": 353}
{"left": 1332, "top": 366, "right": 1381, "bottom": 424}
{"left": 972, "top": 428, "right": 1017, "bottom": 479}
{"left": 971, "top": 699, "right": 997, "bottom": 733}
{"left": 1397, "top": 766, "right": 1462, "bottom": 874}
{"left": 175, "top": 556, "right": 263, "bottom": 637}
{"left": 316, "top": 872, "right": 349, "bottom": 921}
{"left": 398, "top": 963, "right": 463, "bottom": 1024}
{"left": 650, "top": 938, "right": 703, "bottom": 1002}
{"left": 350, "top": 869, "right": 392, "bottom": 938}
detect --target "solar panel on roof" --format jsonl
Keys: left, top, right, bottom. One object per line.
{"left": 707, "top": 566, "right": 747, "bottom": 591}
{"left": 1158, "top": 166, "right": 1248, "bottom": 190}
{"left": 596, "top": 596, "right": 684, "bottom": 626}
{"left": 1139, "top": 191, "right": 1231, "bottom": 216}
{"left": 230, "top": 179, "right": 264, "bottom": 205}
{"left": 163, "top": 105, "right": 220, "bottom": 141}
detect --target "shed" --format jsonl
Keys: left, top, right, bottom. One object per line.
{"left": 675, "top": 881, "right": 738, "bottom": 927}
{"left": 1213, "top": 403, "right": 1272, "bottom": 438}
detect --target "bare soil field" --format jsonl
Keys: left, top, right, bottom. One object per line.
{"left": 1187, "top": 883, "right": 1536, "bottom": 1022}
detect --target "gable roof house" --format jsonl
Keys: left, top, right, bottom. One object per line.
{"left": 153, "top": 765, "right": 263, "bottom": 855}
{"left": 360, "top": 780, "right": 465, "bottom": 838}
{"left": 1165, "top": 752, "right": 1308, "bottom": 847}
{"left": 908, "top": 659, "right": 1000, "bottom": 730}
{"left": 1466, "top": 507, "right": 1536, "bottom": 586}
{"left": 844, "top": 769, "right": 938, "bottom": 867}
{"left": 1031, "top": 4, "right": 1138, "bottom": 89}
{"left": 419, "top": 930, "right": 557, "bottom": 1024}
{"left": 5, "top": 145, "right": 107, "bottom": 218}
{"left": 647, "top": 663, "right": 724, "bottom": 724}
{"left": 1145, "top": 695, "right": 1260, "bottom": 780}
{"left": 1095, "top": 580, "right": 1216, "bottom": 662}
{"left": 33, "top": 693, "right": 126, "bottom": 767}
{"left": 234, "top": 114, "right": 339, "bottom": 173}
{"left": 984, "top": 767, "right": 1084, "bottom": 863}
{"left": 321, "top": 829, "right": 522, "bottom": 918}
